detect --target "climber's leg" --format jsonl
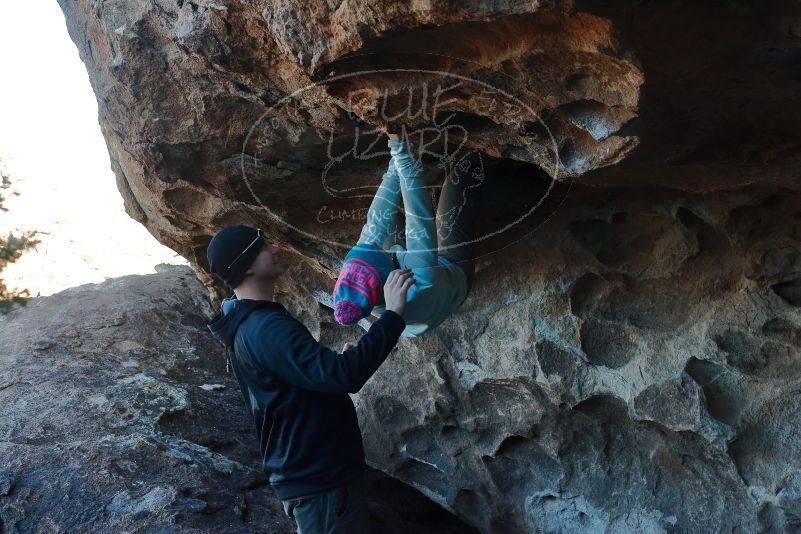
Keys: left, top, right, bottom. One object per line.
{"left": 391, "top": 138, "right": 438, "bottom": 269}
{"left": 436, "top": 150, "right": 484, "bottom": 292}
{"left": 385, "top": 210, "right": 406, "bottom": 250}
{"left": 356, "top": 157, "right": 402, "bottom": 251}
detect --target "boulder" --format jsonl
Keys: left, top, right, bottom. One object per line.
{"left": 0, "top": 266, "right": 475, "bottom": 533}
{"left": 54, "top": 0, "right": 801, "bottom": 531}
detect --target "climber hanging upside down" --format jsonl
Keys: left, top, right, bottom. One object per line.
{"left": 333, "top": 128, "right": 485, "bottom": 335}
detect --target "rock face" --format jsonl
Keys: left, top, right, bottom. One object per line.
{"left": 0, "top": 266, "right": 476, "bottom": 533}
{"left": 55, "top": 0, "right": 801, "bottom": 532}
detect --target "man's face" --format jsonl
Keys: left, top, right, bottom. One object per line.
{"left": 246, "top": 239, "right": 284, "bottom": 280}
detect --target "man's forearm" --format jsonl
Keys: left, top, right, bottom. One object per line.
{"left": 253, "top": 309, "right": 406, "bottom": 394}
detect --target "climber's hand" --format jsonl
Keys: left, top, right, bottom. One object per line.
{"left": 383, "top": 268, "right": 414, "bottom": 318}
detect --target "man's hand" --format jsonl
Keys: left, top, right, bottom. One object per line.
{"left": 384, "top": 268, "right": 414, "bottom": 317}
{"left": 387, "top": 132, "right": 400, "bottom": 141}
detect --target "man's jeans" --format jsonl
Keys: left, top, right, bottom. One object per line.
{"left": 280, "top": 474, "right": 370, "bottom": 534}
{"left": 357, "top": 146, "right": 482, "bottom": 292}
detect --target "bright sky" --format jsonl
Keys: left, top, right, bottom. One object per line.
{"left": 0, "top": 2, "right": 187, "bottom": 298}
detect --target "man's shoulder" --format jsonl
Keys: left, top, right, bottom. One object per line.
{"left": 236, "top": 304, "right": 298, "bottom": 341}
{"left": 245, "top": 304, "right": 294, "bottom": 326}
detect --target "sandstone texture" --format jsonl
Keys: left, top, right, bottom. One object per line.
{"left": 0, "top": 265, "right": 475, "bottom": 533}
{"left": 54, "top": 0, "right": 801, "bottom": 532}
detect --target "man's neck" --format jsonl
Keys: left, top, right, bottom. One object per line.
{"left": 234, "top": 279, "right": 276, "bottom": 302}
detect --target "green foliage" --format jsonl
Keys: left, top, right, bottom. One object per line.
{"left": 0, "top": 165, "right": 41, "bottom": 314}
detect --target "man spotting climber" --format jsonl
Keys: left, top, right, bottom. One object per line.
{"left": 206, "top": 224, "right": 414, "bottom": 533}
{"left": 333, "top": 129, "right": 483, "bottom": 335}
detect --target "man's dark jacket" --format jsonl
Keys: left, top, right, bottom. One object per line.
{"left": 207, "top": 295, "right": 406, "bottom": 500}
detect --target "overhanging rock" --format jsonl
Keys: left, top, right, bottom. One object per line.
{"left": 58, "top": 1, "right": 801, "bottom": 531}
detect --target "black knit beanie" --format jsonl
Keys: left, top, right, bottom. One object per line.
{"left": 206, "top": 225, "right": 265, "bottom": 289}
